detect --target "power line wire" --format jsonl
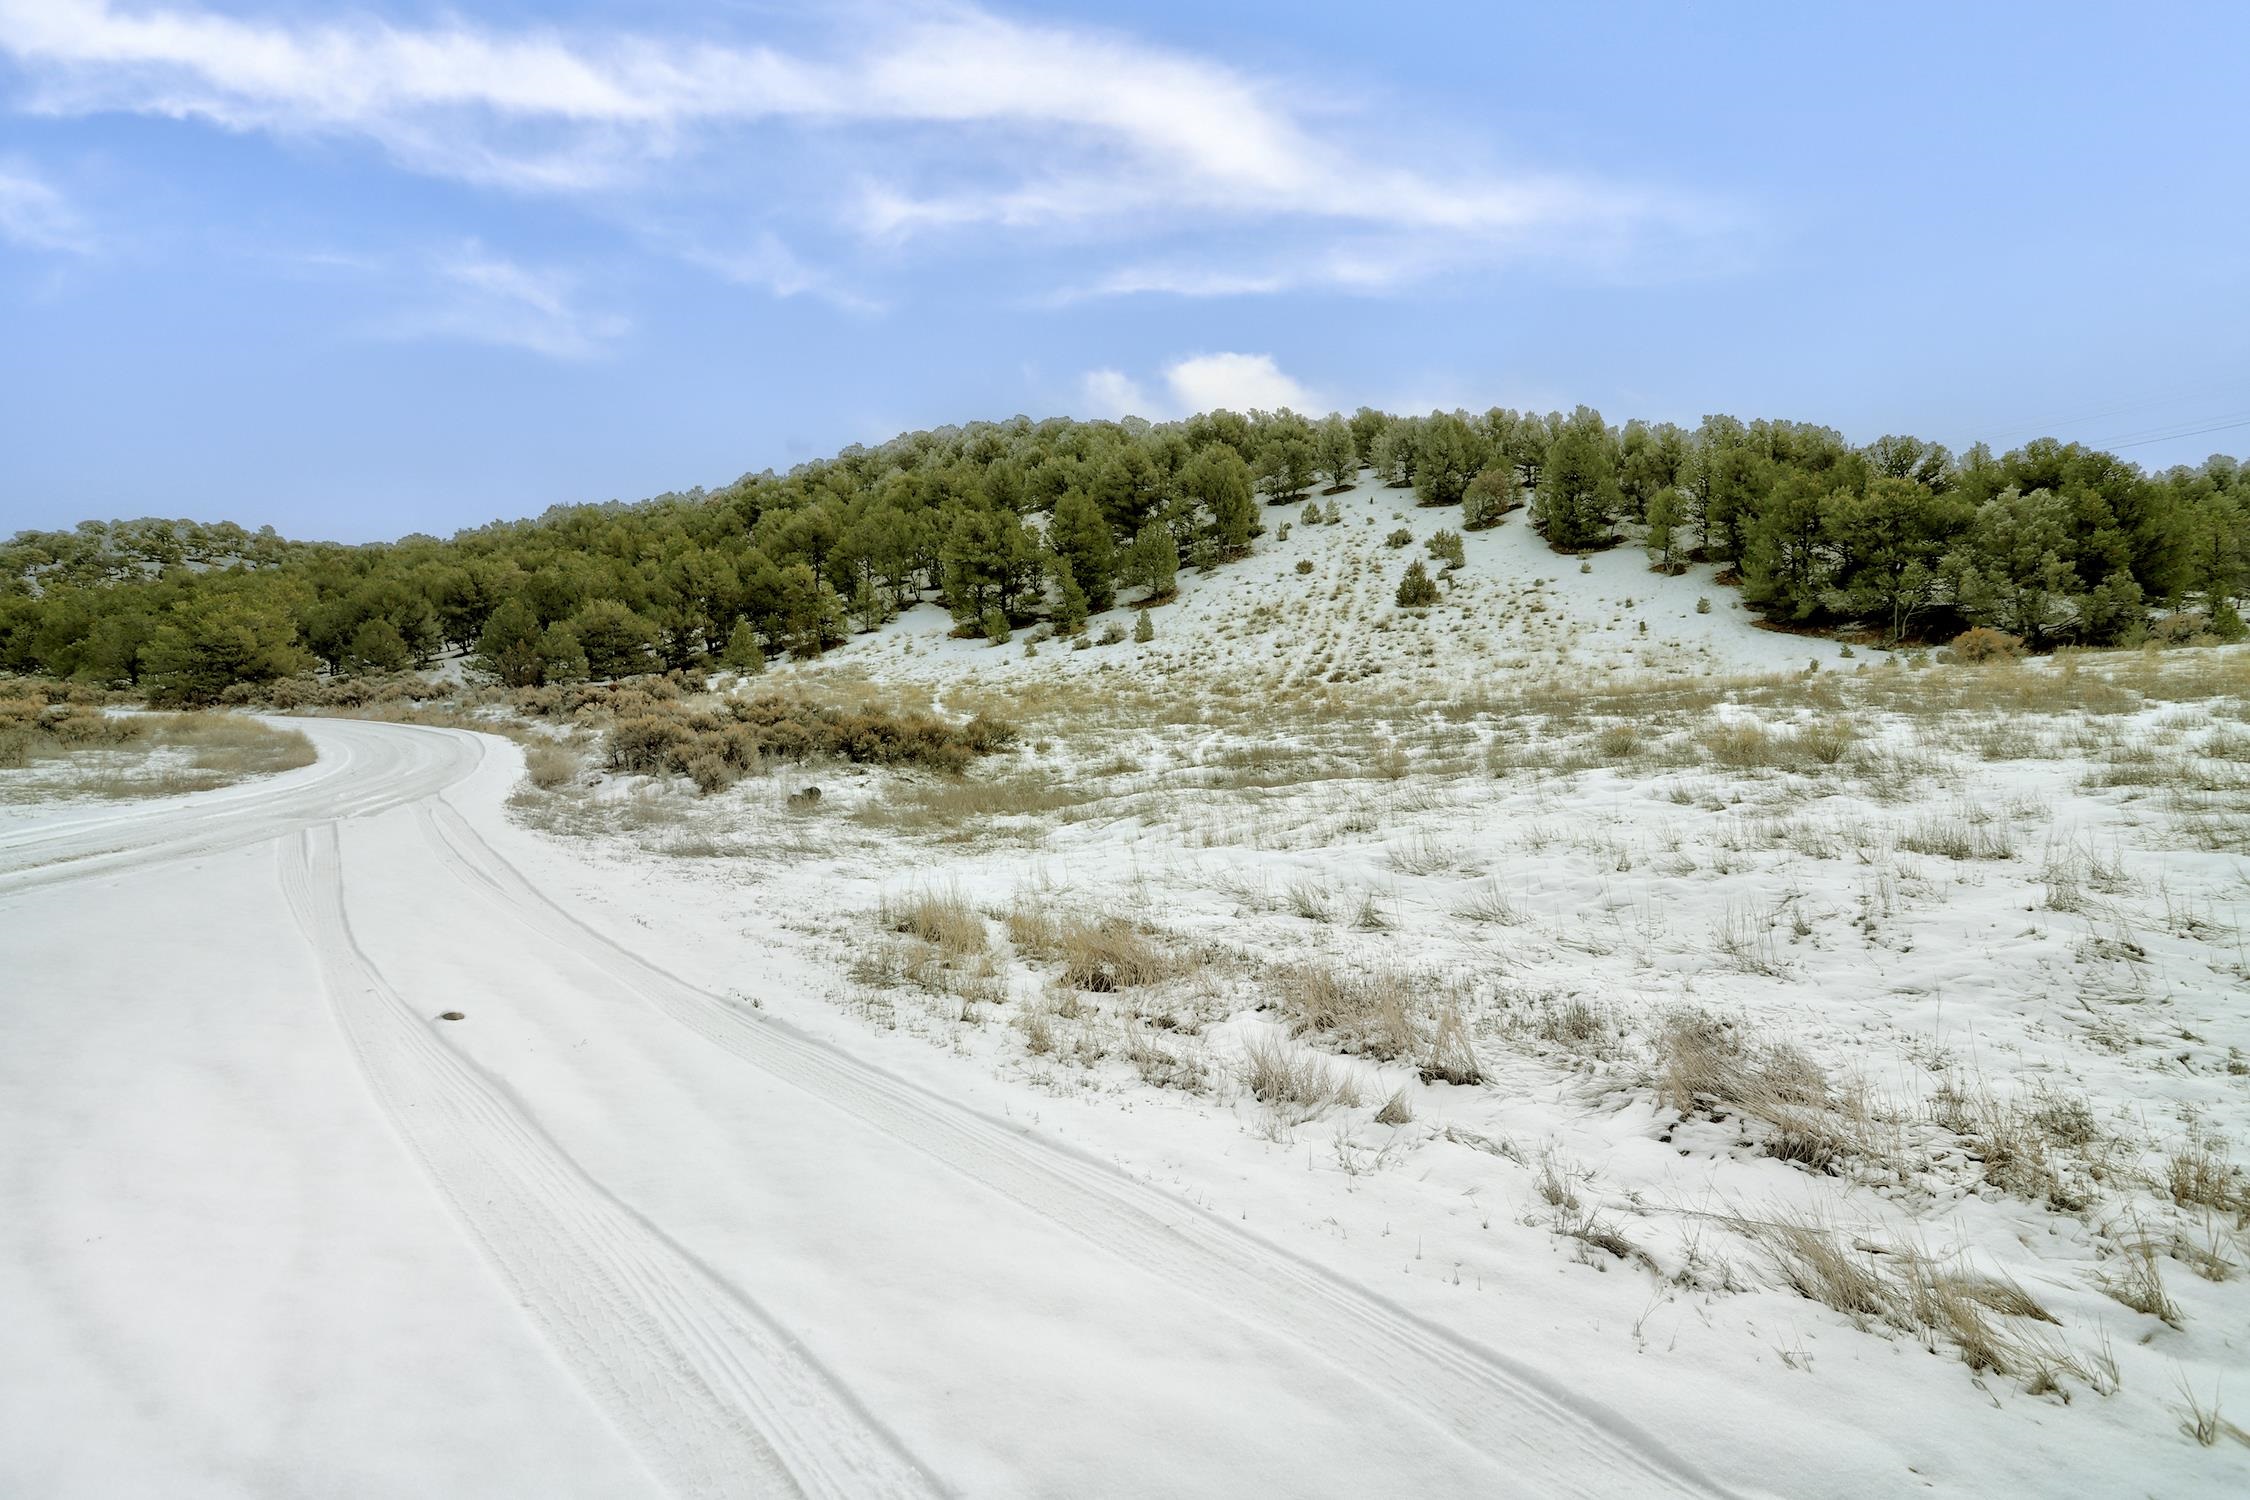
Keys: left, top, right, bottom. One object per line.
{"left": 2098, "top": 413, "right": 2250, "bottom": 451}
{"left": 1979, "top": 372, "right": 2250, "bottom": 443}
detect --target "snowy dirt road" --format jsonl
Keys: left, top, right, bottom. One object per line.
{"left": 0, "top": 720, "right": 1742, "bottom": 1499}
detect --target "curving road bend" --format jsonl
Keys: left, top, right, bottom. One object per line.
{"left": 0, "top": 718, "right": 1739, "bottom": 1499}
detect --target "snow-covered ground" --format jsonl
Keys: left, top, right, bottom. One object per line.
{"left": 5, "top": 486, "right": 2245, "bottom": 1496}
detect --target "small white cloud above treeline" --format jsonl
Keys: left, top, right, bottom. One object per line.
{"left": 1078, "top": 354, "right": 1323, "bottom": 422}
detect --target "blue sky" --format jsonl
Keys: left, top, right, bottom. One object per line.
{"left": 2, "top": 1, "right": 2246, "bottom": 542}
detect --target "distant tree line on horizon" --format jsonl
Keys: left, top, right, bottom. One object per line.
{"left": 2, "top": 405, "right": 2243, "bottom": 703}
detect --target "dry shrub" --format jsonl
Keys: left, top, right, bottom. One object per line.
{"left": 213, "top": 673, "right": 455, "bottom": 711}
{"left": 1740, "top": 1213, "right": 1892, "bottom": 1323}
{"left": 1265, "top": 963, "right": 1484, "bottom": 1085}
{"left": 0, "top": 695, "right": 141, "bottom": 751}
{"left": 1534, "top": 1150, "right": 1637, "bottom": 1260}
{"left": 607, "top": 713, "right": 697, "bottom": 776}
{"left": 523, "top": 740, "right": 582, "bottom": 790}
{"left": 600, "top": 688, "right": 1015, "bottom": 793}
{"left": 1951, "top": 627, "right": 2026, "bottom": 663}
{"left": 151, "top": 713, "right": 316, "bottom": 776}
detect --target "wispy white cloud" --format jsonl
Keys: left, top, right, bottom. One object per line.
{"left": 373, "top": 244, "right": 627, "bottom": 359}
{"left": 0, "top": 1, "right": 1737, "bottom": 299}
{"left": 0, "top": 160, "right": 93, "bottom": 252}
{"left": 1077, "top": 353, "right": 1321, "bottom": 421}
{"left": 670, "top": 230, "right": 882, "bottom": 314}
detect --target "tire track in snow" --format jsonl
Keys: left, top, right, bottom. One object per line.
{"left": 415, "top": 794, "right": 1739, "bottom": 1500}
{"left": 276, "top": 822, "right": 941, "bottom": 1500}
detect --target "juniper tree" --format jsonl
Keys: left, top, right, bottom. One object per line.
{"left": 1053, "top": 573, "right": 1089, "bottom": 636}
{"left": 1395, "top": 559, "right": 1441, "bottom": 608}
{"left": 1048, "top": 489, "right": 1116, "bottom": 611}
{"left": 1255, "top": 434, "right": 1318, "bottom": 503}
{"left": 720, "top": 620, "right": 766, "bottom": 674}
{"left": 1124, "top": 522, "right": 1180, "bottom": 601}
{"left": 475, "top": 597, "right": 547, "bottom": 688}
{"left": 1461, "top": 467, "right": 1518, "bottom": 529}
{"left": 1645, "top": 486, "right": 1685, "bottom": 573}
{"left": 1315, "top": 415, "right": 1357, "bottom": 490}
{"left": 1531, "top": 407, "right": 1623, "bottom": 552}
{"left": 1410, "top": 412, "right": 1483, "bottom": 508}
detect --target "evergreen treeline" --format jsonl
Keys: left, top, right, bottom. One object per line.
{"left": 3, "top": 407, "right": 2243, "bottom": 703}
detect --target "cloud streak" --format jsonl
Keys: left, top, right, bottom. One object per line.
{"left": 0, "top": 160, "right": 92, "bottom": 252}
{"left": 0, "top": 1, "right": 1733, "bottom": 299}
{"left": 371, "top": 245, "right": 627, "bottom": 360}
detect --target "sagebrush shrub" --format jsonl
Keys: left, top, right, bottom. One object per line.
{"left": 599, "top": 691, "right": 1016, "bottom": 792}
{"left": 1951, "top": 626, "right": 2026, "bottom": 663}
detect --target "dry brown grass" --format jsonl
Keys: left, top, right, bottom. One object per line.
{"left": 1898, "top": 807, "right": 2016, "bottom": 861}
{"left": 1124, "top": 1027, "right": 1209, "bottom": 1092}
{"left": 2166, "top": 1137, "right": 2250, "bottom": 1218}
{"left": 1056, "top": 917, "right": 1178, "bottom": 991}
{"left": 2098, "top": 1223, "right": 2184, "bottom": 1326}
{"left": 1453, "top": 878, "right": 1525, "bottom": 927}
{"left": 883, "top": 888, "right": 989, "bottom": 958}
{"left": 1422, "top": 1002, "right": 1484, "bottom": 1086}
{"left": 0, "top": 706, "right": 315, "bottom": 801}
{"left": 1263, "top": 961, "right": 1484, "bottom": 1085}
{"left": 1729, "top": 1209, "right": 2094, "bottom": 1392}
{"left": 2174, "top": 1373, "right": 2248, "bottom": 1448}
{"left": 1928, "top": 1078, "right": 2115, "bottom": 1214}
{"left": 1696, "top": 718, "right": 1856, "bottom": 772}
{"left": 854, "top": 773, "right": 1087, "bottom": 837}
{"left": 1241, "top": 1033, "right": 1362, "bottom": 1113}
{"left": 1270, "top": 963, "right": 1419, "bottom": 1060}
{"left": 1654, "top": 1010, "right": 1864, "bottom": 1174}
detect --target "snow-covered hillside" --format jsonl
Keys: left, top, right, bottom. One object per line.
{"left": 829, "top": 476, "right": 1861, "bottom": 694}
{"left": 5, "top": 486, "right": 2244, "bottom": 1499}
